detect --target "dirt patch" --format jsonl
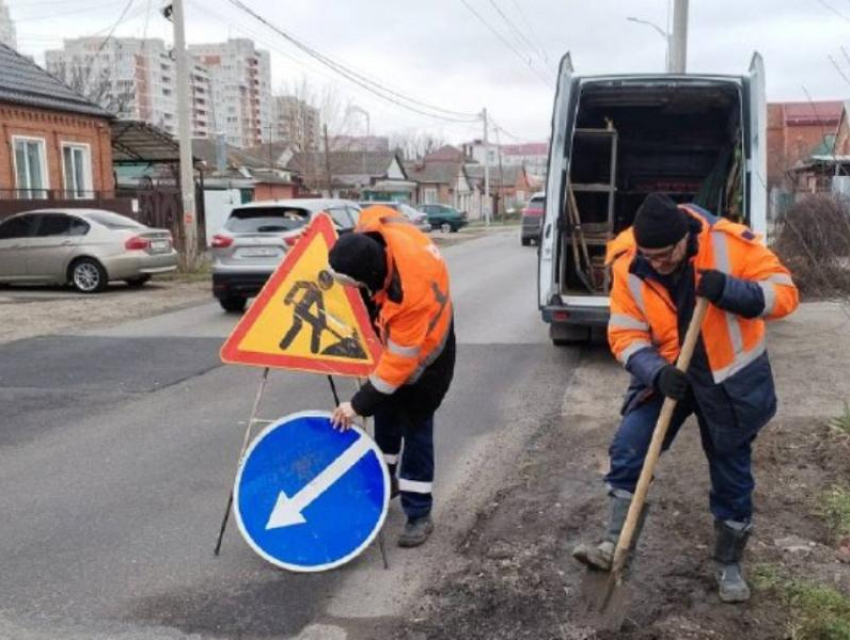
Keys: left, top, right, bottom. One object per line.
{"left": 394, "top": 329, "right": 850, "bottom": 639}
{"left": 0, "top": 278, "right": 210, "bottom": 345}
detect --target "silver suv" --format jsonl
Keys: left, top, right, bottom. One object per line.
{"left": 210, "top": 198, "right": 361, "bottom": 312}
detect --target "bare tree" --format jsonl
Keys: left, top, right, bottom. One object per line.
{"left": 388, "top": 131, "right": 447, "bottom": 161}
{"left": 47, "top": 59, "right": 135, "bottom": 116}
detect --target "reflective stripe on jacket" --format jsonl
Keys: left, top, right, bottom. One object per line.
{"left": 355, "top": 206, "right": 454, "bottom": 397}
{"left": 608, "top": 205, "right": 798, "bottom": 384}
{"left": 606, "top": 205, "right": 799, "bottom": 450}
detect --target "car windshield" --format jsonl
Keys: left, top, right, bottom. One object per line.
{"left": 85, "top": 211, "right": 145, "bottom": 230}
{"left": 529, "top": 197, "right": 545, "bottom": 208}
{"left": 225, "top": 207, "right": 310, "bottom": 233}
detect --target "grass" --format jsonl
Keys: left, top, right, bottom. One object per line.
{"left": 821, "top": 485, "right": 850, "bottom": 539}
{"left": 153, "top": 257, "right": 212, "bottom": 284}
{"left": 753, "top": 563, "right": 850, "bottom": 640}
{"left": 829, "top": 401, "right": 850, "bottom": 437}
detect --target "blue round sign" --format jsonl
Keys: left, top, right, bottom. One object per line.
{"left": 234, "top": 411, "right": 389, "bottom": 572}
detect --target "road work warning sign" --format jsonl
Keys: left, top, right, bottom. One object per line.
{"left": 220, "top": 214, "right": 382, "bottom": 376}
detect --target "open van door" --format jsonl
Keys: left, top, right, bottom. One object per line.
{"left": 539, "top": 53, "right": 574, "bottom": 309}
{"left": 747, "top": 52, "right": 767, "bottom": 235}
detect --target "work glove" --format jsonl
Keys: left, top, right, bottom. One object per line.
{"left": 696, "top": 269, "right": 726, "bottom": 304}
{"left": 656, "top": 365, "right": 690, "bottom": 401}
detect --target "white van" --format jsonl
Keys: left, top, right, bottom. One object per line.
{"left": 538, "top": 54, "right": 767, "bottom": 345}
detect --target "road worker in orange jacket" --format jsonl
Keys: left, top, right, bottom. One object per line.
{"left": 573, "top": 193, "right": 798, "bottom": 603}
{"left": 329, "top": 205, "right": 455, "bottom": 547}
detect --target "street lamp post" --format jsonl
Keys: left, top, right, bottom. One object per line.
{"left": 626, "top": 16, "right": 672, "bottom": 73}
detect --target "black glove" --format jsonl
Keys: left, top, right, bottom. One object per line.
{"left": 696, "top": 269, "right": 726, "bottom": 303}
{"left": 656, "top": 365, "right": 689, "bottom": 401}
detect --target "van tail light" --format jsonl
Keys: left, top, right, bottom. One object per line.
{"left": 211, "top": 234, "right": 234, "bottom": 248}
{"left": 553, "top": 311, "right": 571, "bottom": 322}
{"left": 125, "top": 235, "right": 151, "bottom": 250}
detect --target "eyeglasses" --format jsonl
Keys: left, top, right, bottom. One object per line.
{"left": 639, "top": 245, "right": 678, "bottom": 264}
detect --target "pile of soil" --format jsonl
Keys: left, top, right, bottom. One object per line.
{"left": 396, "top": 379, "right": 850, "bottom": 639}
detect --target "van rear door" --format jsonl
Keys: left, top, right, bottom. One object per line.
{"left": 747, "top": 52, "right": 767, "bottom": 235}
{"left": 539, "top": 53, "right": 574, "bottom": 309}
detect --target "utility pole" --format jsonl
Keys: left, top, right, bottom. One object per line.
{"left": 494, "top": 125, "right": 505, "bottom": 223}
{"left": 323, "top": 124, "right": 332, "bottom": 197}
{"left": 169, "top": 0, "right": 197, "bottom": 266}
{"left": 669, "top": 0, "right": 689, "bottom": 74}
{"left": 482, "top": 107, "right": 490, "bottom": 226}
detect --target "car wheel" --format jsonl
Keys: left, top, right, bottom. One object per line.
{"left": 219, "top": 296, "right": 247, "bottom": 313}
{"left": 125, "top": 275, "right": 151, "bottom": 288}
{"left": 70, "top": 258, "right": 108, "bottom": 293}
{"left": 440, "top": 222, "right": 451, "bottom": 233}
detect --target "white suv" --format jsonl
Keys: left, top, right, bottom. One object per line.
{"left": 210, "top": 198, "right": 361, "bottom": 312}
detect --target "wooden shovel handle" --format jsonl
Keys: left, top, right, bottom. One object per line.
{"left": 610, "top": 297, "right": 710, "bottom": 574}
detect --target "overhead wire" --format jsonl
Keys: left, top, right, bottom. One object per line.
{"left": 222, "top": 0, "right": 482, "bottom": 123}
{"left": 456, "top": 0, "right": 554, "bottom": 88}
{"left": 507, "top": 0, "right": 552, "bottom": 66}
{"left": 14, "top": 0, "right": 128, "bottom": 23}
{"left": 485, "top": 0, "right": 548, "bottom": 70}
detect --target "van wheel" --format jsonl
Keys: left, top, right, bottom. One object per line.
{"left": 550, "top": 322, "right": 590, "bottom": 346}
{"left": 521, "top": 238, "right": 530, "bottom": 246}
{"left": 70, "top": 258, "right": 108, "bottom": 293}
{"left": 219, "top": 296, "right": 247, "bottom": 313}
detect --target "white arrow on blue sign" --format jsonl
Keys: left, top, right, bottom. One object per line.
{"left": 234, "top": 411, "right": 390, "bottom": 572}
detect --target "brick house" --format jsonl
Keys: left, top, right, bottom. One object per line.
{"left": 0, "top": 44, "right": 114, "bottom": 216}
{"left": 465, "top": 164, "right": 534, "bottom": 217}
{"left": 767, "top": 100, "right": 843, "bottom": 188}
{"left": 833, "top": 101, "right": 850, "bottom": 156}
{"left": 403, "top": 160, "right": 473, "bottom": 214}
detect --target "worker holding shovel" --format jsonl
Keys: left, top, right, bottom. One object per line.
{"left": 573, "top": 193, "right": 798, "bottom": 603}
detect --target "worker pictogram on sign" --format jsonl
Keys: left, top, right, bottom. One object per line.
{"left": 234, "top": 411, "right": 390, "bottom": 572}
{"left": 220, "top": 214, "right": 382, "bottom": 376}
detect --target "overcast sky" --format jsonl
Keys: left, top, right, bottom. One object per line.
{"left": 9, "top": 0, "right": 850, "bottom": 144}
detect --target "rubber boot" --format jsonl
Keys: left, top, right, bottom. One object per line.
{"left": 714, "top": 519, "right": 752, "bottom": 603}
{"left": 398, "top": 515, "right": 433, "bottom": 548}
{"left": 572, "top": 491, "right": 648, "bottom": 572}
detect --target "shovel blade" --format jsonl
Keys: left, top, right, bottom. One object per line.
{"left": 574, "top": 569, "right": 632, "bottom": 631}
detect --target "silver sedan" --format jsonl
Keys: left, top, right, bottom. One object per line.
{"left": 0, "top": 208, "right": 178, "bottom": 293}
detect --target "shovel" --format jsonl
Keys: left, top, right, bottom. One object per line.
{"left": 579, "top": 296, "right": 709, "bottom": 629}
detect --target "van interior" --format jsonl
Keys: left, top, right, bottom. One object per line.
{"left": 561, "top": 80, "right": 744, "bottom": 295}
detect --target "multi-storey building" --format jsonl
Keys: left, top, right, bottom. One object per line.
{"left": 0, "top": 0, "right": 15, "bottom": 50}
{"left": 45, "top": 38, "right": 211, "bottom": 139}
{"left": 271, "top": 95, "right": 320, "bottom": 151}
{"left": 189, "top": 39, "right": 271, "bottom": 148}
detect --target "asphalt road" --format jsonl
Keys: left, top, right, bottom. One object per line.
{"left": 0, "top": 229, "right": 580, "bottom": 640}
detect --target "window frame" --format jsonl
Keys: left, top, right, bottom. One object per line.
{"left": 11, "top": 135, "right": 50, "bottom": 199}
{"left": 60, "top": 141, "right": 94, "bottom": 200}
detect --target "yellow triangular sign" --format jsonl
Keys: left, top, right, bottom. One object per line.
{"left": 220, "top": 214, "right": 382, "bottom": 377}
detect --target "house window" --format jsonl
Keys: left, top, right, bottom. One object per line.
{"left": 13, "top": 137, "right": 48, "bottom": 199}
{"left": 423, "top": 187, "right": 438, "bottom": 204}
{"left": 61, "top": 143, "right": 93, "bottom": 199}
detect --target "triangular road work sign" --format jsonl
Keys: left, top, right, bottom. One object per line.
{"left": 220, "top": 214, "right": 382, "bottom": 377}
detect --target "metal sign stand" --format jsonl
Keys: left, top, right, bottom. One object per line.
{"left": 213, "top": 369, "right": 390, "bottom": 571}
{"left": 214, "top": 367, "right": 270, "bottom": 556}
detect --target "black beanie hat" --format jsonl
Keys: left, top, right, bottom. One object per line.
{"left": 633, "top": 193, "right": 689, "bottom": 249}
{"left": 328, "top": 232, "right": 387, "bottom": 293}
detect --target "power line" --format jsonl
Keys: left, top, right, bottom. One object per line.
{"left": 456, "top": 0, "right": 553, "bottom": 87}
{"left": 813, "top": 0, "right": 850, "bottom": 23}
{"left": 222, "top": 0, "right": 482, "bottom": 123}
{"left": 486, "top": 0, "right": 548, "bottom": 70}
{"left": 14, "top": 0, "right": 127, "bottom": 23}
{"left": 507, "top": 0, "right": 552, "bottom": 66}
{"left": 828, "top": 54, "right": 850, "bottom": 89}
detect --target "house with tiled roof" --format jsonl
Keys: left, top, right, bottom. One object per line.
{"left": 0, "top": 43, "right": 115, "bottom": 217}
{"left": 403, "top": 159, "right": 473, "bottom": 214}
{"left": 284, "top": 150, "right": 413, "bottom": 200}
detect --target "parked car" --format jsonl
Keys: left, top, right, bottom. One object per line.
{"left": 359, "top": 201, "right": 432, "bottom": 232}
{"left": 419, "top": 204, "right": 468, "bottom": 233}
{"left": 0, "top": 208, "right": 177, "bottom": 293}
{"left": 520, "top": 192, "right": 546, "bottom": 246}
{"left": 211, "top": 198, "right": 361, "bottom": 312}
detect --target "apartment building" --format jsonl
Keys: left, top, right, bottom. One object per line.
{"left": 0, "top": 0, "right": 15, "bottom": 50}
{"left": 271, "top": 95, "right": 320, "bottom": 151}
{"left": 45, "top": 37, "right": 211, "bottom": 139}
{"left": 189, "top": 39, "right": 272, "bottom": 148}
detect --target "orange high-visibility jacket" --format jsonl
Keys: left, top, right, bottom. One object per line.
{"left": 355, "top": 206, "right": 454, "bottom": 400}
{"left": 607, "top": 204, "right": 798, "bottom": 448}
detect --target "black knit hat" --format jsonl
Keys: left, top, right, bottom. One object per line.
{"left": 328, "top": 232, "right": 387, "bottom": 293}
{"left": 633, "top": 193, "right": 689, "bottom": 249}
